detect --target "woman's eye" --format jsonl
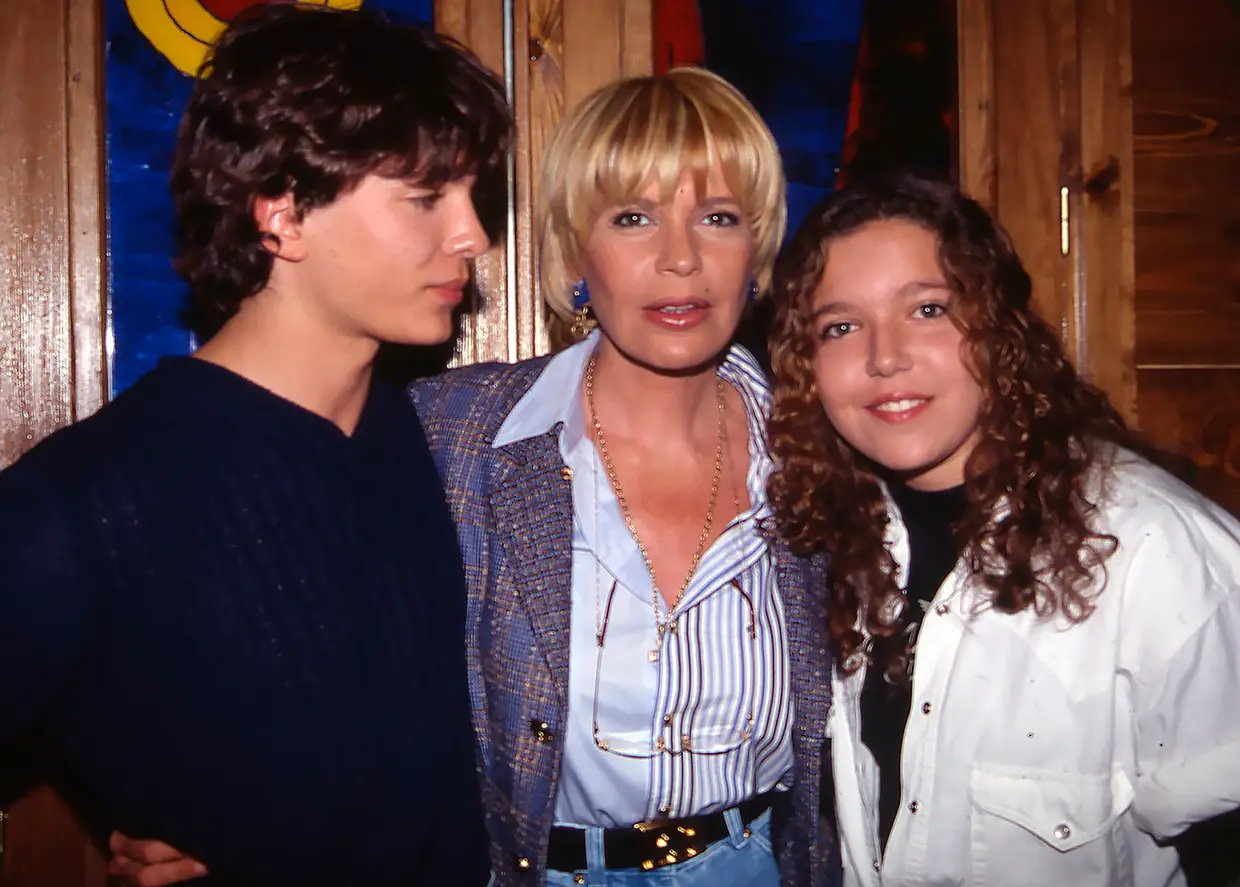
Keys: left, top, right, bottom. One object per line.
{"left": 818, "top": 321, "right": 856, "bottom": 340}
{"left": 917, "top": 302, "right": 948, "bottom": 319}
{"left": 612, "top": 211, "right": 650, "bottom": 228}
{"left": 703, "top": 211, "right": 741, "bottom": 227}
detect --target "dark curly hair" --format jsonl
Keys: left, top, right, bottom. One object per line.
{"left": 170, "top": 2, "right": 512, "bottom": 340}
{"left": 767, "top": 173, "right": 1160, "bottom": 683}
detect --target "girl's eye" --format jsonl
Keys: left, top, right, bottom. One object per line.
{"left": 818, "top": 321, "right": 856, "bottom": 341}
{"left": 917, "top": 302, "right": 948, "bottom": 319}
{"left": 703, "top": 211, "right": 741, "bottom": 227}
{"left": 612, "top": 211, "right": 650, "bottom": 228}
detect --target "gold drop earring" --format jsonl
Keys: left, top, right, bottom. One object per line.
{"left": 570, "top": 278, "right": 595, "bottom": 340}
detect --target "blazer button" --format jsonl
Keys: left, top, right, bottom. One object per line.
{"left": 529, "top": 719, "right": 554, "bottom": 743}
{"left": 560, "top": 466, "right": 573, "bottom": 481}
{"left": 516, "top": 856, "right": 532, "bottom": 872}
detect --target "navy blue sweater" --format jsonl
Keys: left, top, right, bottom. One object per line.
{"left": 0, "top": 358, "right": 487, "bottom": 886}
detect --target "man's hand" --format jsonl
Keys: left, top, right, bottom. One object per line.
{"left": 107, "top": 831, "right": 207, "bottom": 886}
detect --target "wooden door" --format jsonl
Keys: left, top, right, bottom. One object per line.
{"left": 1130, "top": 0, "right": 1240, "bottom": 515}
{"left": 957, "top": 0, "right": 1137, "bottom": 421}
{"left": 959, "top": 0, "right": 1240, "bottom": 516}
{"left": 1, "top": 0, "right": 109, "bottom": 883}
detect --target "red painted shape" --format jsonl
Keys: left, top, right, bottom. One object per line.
{"left": 653, "top": 0, "right": 705, "bottom": 73}
{"left": 200, "top": 0, "right": 270, "bottom": 22}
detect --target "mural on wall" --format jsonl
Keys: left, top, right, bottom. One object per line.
{"left": 104, "top": 0, "right": 432, "bottom": 394}
{"left": 654, "top": 0, "right": 865, "bottom": 234}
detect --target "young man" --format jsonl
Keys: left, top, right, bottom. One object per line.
{"left": 0, "top": 5, "right": 510, "bottom": 885}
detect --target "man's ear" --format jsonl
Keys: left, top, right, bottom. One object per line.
{"left": 253, "top": 194, "right": 308, "bottom": 262}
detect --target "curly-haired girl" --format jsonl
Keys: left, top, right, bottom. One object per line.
{"left": 767, "top": 173, "right": 1240, "bottom": 886}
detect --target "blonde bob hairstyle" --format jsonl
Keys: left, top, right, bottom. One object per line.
{"left": 537, "top": 66, "right": 787, "bottom": 320}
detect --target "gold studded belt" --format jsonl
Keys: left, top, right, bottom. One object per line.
{"left": 546, "top": 792, "right": 774, "bottom": 872}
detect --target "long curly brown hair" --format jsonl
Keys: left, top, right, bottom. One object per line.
{"left": 767, "top": 174, "right": 1159, "bottom": 683}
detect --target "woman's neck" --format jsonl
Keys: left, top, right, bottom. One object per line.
{"left": 586, "top": 339, "right": 726, "bottom": 447}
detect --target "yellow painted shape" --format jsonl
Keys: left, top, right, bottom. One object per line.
{"left": 125, "top": 0, "right": 366, "bottom": 78}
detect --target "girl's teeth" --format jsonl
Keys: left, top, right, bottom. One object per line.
{"left": 659, "top": 305, "right": 694, "bottom": 314}
{"left": 875, "top": 399, "right": 926, "bottom": 413}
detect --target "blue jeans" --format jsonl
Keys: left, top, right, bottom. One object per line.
{"left": 545, "top": 808, "right": 778, "bottom": 887}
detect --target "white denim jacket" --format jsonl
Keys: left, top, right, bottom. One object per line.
{"left": 828, "top": 450, "right": 1240, "bottom": 887}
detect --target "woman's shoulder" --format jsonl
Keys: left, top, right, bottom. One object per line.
{"left": 408, "top": 356, "right": 553, "bottom": 419}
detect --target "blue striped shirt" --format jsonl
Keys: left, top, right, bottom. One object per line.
{"left": 493, "top": 333, "right": 793, "bottom": 827}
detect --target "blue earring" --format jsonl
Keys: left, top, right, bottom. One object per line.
{"left": 572, "top": 279, "right": 590, "bottom": 312}
{"left": 748, "top": 279, "right": 760, "bottom": 302}
{"left": 570, "top": 279, "right": 593, "bottom": 339}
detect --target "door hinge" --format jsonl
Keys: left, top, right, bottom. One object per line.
{"left": 1059, "top": 185, "right": 1071, "bottom": 256}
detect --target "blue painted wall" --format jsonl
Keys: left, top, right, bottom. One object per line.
{"left": 699, "top": 0, "right": 865, "bottom": 233}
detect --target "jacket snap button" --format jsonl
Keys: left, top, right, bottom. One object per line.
{"left": 908, "top": 800, "right": 920, "bottom": 813}
{"left": 1054, "top": 823, "right": 1072, "bottom": 840}
{"left": 529, "top": 719, "right": 554, "bottom": 743}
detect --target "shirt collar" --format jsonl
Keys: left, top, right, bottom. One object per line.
{"left": 492, "top": 330, "right": 774, "bottom": 456}
{"left": 492, "top": 330, "right": 598, "bottom": 450}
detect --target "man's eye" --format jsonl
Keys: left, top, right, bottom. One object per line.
{"left": 409, "top": 192, "right": 443, "bottom": 210}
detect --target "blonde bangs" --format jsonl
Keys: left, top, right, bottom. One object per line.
{"left": 539, "top": 67, "right": 786, "bottom": 318}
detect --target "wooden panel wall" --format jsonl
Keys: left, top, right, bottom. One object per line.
{"left": 0, "top": 0, "right": 109, "bottom": 882}
{"left": 957, "top": 0, "right": 1137, "bottom": 421}
{"left": 437, "top": 0, "right": 653, "bottom": 361}
{"left": 1131, "top": 0, "right": 1240, "bottom": 514}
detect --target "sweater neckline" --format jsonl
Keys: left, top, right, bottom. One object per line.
{"left": 149, "top": 356, "right": 401, "bottom": 446}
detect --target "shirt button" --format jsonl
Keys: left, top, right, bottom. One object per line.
{"left": 668, "top": 620, "right": 678, "bottom": 633}
{"left": 908, "top": 800, "right": 920, "bottom": 814}
{"left": 921, "top": 701, "right": 932, "bottom": 715}
{"left": 935, "top": 602, "right": 949, "bottom": 616}
{"left": 560, "top": 466, "right": 573, "bottom": 481}
{"left": 663, "top": 713, "right": 674, "bottom": 725}
{"left": 873, "top": 860, "right": 881, "bottom": 871}
{"left": 1054, "top": 823, "right": 1072, "bottom": 840}
{"left": 659, "top": 803, "right": 672, "bottom": 816}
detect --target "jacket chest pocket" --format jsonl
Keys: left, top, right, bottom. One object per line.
{"left": 968, "top": 764, "right": 1136, "bottom": 886}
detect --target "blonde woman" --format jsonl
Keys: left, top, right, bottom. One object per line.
{"left": 112, "top": 69, "right": 835, "bottom": 887}
{"left": 418, "top": 67, "right": 831, "bottom": 887}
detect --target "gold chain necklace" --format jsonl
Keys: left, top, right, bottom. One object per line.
{"left": 584, "top": 354, "right": 725, "bottom": 662}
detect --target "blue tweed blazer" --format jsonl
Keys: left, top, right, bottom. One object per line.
{"left": 411, "top": 357, "right": 835, "bottom": 887}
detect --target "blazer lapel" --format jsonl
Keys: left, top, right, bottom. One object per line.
{"left": 489, "top": 428, "right": 575, "bottom": 705}
{"left": 776, "top": 542, "right": 830, "bottom": 754}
